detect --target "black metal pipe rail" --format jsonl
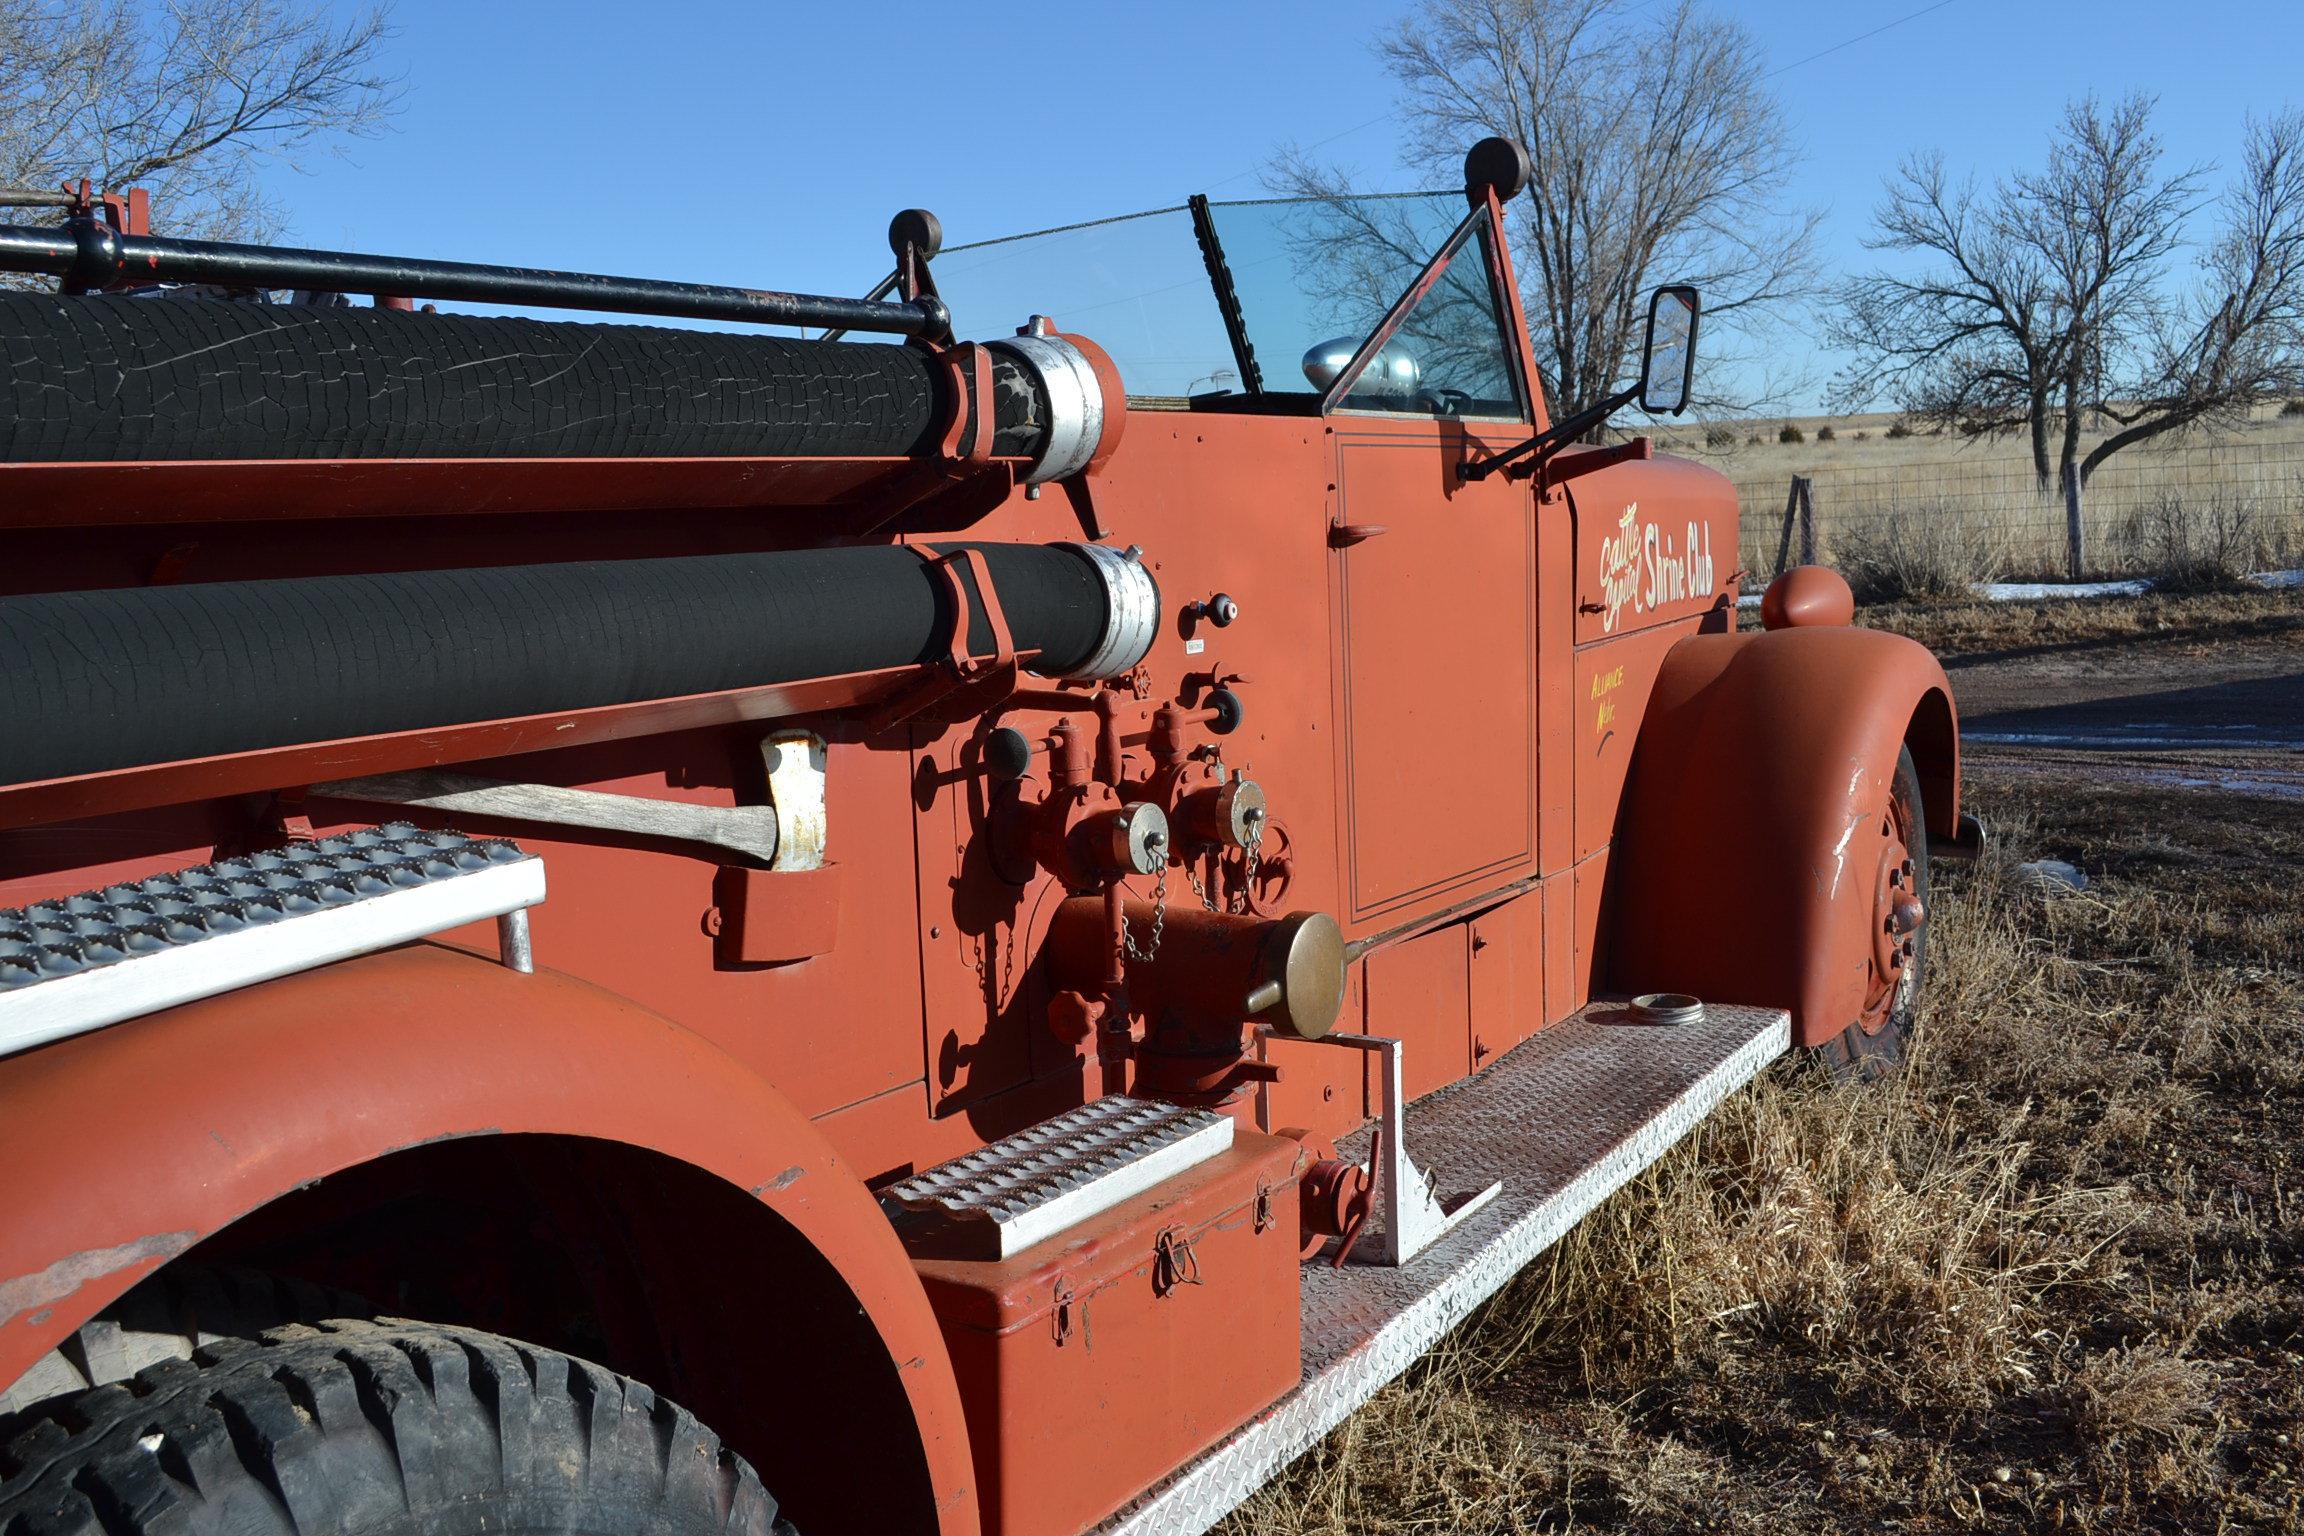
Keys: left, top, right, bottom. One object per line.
{"left": 0, "top": 219, "right": 950, "bottom": 337}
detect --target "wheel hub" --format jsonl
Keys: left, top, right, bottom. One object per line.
{"left": 1860, "top": 816, "right": 1924, "bottom": 1033}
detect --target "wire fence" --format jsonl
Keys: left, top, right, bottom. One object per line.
{"left": 1673, "top": 423, "right": 2304, "bottom": 594}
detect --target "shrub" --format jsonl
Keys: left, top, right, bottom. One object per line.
{"left": 1778, "top": 422, "right": 1805, "bottom": 444}
{"left": 1816, "top": 425, "right": 1837, "bottom": 442}
{"left": 2114, "top": 489, "right": 2282, "bottom": 591}
{"left": 2282, "top": 397, "right": 2304, "bottom": 418}
{"left": 1854, "top": 430, "right": 1870, "bottom": 441}
{"left": 1705, "top": 424, "right": 1737, "bottom": 449}
{"left": 1746, "top": 432, "right": 1764, "bottom": 446}
{"left": 1832, "top": 503, "right": 2010, "bottom": 603}
{"left": 1886, "top": 419, "right": 1915, "bottom": 439}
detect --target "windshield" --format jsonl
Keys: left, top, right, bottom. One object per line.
{"left": 932, "top": 207, "right": 1238, "bottom": 398}
{"left": 1205, "top": 192, "right": 1463, "bottom": 396}
{"left": 925, "top": 189, "right": 1520, "bottom": 414}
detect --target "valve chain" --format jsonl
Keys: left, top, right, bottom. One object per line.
{"left": 1122, "top": 860, "right": 1167, "bottom": 964}
{"left": 970, "top": 925, "right": 1022, "bottom": 1008}
{"left": 1237, "top": 813, "right": 1264, "bottom": 914}
{"left": 1121, "top": 808, "right": 1265, "bottom": 963}
{"left": 1183, "top": 814, "right": 1266, "bottom": 917}
{"left": 1184, "top": 851, "right": 1217, "bottom": 913}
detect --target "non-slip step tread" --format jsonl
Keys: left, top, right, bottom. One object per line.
{"left": 0, "top": 823, "right": 543, "bottom": 1061}
{"left": 886, "top": 1095, "right": 1235, "bottom": 1259}
{"left": 0, "top": 823, "right": 527, "bottom": 992}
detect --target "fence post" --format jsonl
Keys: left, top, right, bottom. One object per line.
{"left": 2063, "top": 467, "right": 2086, "bottom": 578}
{"left": 1774, "top": 474, "right": 1817, "bottom": 574}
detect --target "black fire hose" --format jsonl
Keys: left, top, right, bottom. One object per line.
{"left": 0, "top": 292, "right": 1055, "bottom": 464}
{"left": 0, "top": 543, "right": 1159, "bottom": 786}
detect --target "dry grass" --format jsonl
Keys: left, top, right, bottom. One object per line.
{"left": 1853, "top": 586, "right": 2304, "bottom": 658}
{"left": 1664, "top": 402, "right": 2304, "bottom": 586}
{"left": 1223, "top": 747, "right": 2304, "bottom": 1530}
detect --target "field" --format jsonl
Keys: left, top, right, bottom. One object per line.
{"left": 1222, "top": 590, "right": 2304, "bottom": 1534}
{"left": 1649, "top": 404, "right": 2304, "bottom": 593}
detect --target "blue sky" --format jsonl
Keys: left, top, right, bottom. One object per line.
{"left": 280, "top": 0, "right": 2304, "bottom": 412}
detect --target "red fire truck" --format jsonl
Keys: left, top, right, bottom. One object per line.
{"left": 0, "top": 139, "right": 1966, "bottom": 1536}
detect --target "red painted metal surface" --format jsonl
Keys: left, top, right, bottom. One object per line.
{"left": 1329, "top": 424, "right": 1539, "bottom": 924}
{"left": 1568, "top": 452, "right": 1738, "bottom": 645}
{"left": 1606, "top": 625, "right": 1962, "bottom": 1045}
{"left": 1763, "top": 563, "right": 1860, "bottom": 629}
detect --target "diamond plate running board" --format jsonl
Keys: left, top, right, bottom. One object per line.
{"left": 1096, "top": 1000, "right": 1790, "bottom": 1536}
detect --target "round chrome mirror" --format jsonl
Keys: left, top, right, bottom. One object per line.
{"left": 1301, "top": 336, "right": 1423, "bottom": 397}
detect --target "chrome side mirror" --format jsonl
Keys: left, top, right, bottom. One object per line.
{"left": 1638, "top": 286, "right": 1699, "bottom": 416}
{"left": 1303, "top": 336, "right": 1422, "bottom": 397}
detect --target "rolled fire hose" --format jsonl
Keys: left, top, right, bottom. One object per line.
{"left": 0, "top": 541, "right": 1159, "bottom": 785}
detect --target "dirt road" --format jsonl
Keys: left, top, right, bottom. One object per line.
{"left": 1933, "top": 594, "right": 2304, "bottom": 800}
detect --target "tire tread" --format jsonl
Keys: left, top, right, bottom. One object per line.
{"left": 0, "top": 1321, "right": 793, "bottom": 1536}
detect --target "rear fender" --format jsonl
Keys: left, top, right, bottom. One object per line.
{"left": 0, "top": 942, "right": 978, "bottom": 1536}
{"left": 1605, "top": 625, "right": 1961, "bottom": 1046}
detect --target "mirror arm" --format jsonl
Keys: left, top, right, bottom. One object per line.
{"left": 1460, "top": 383, "right": 1636, "bottom": 483}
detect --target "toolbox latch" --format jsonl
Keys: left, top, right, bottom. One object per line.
{"left": 1151, "top": 1227, "right": 1204, "bottom": 1297}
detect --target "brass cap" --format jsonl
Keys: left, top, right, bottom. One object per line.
{"left": 1252, "top": 911, "right": 1348, "bottom": 1039}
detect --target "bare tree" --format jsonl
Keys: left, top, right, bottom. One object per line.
{"left": 1833, "top": 95, "right": 2304, "bottom": 497}
{"left": 0, "top": 0, "right": 397, "bottom": 240}
{"left": 1274, "top": 0, "right": 1819, "bottom": 420}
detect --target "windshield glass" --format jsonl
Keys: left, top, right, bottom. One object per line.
{"left": 931, "top": 207, "right": 1240, "bottom": 398}
{"left": 1321, "top": 204, "right": 1528, "bottom": 421}
{"left": 921, "top": 189, "right": 1521, "bottom": 414}
{"left": 1206, "top": 192, "right": 1465, "bottom": 396}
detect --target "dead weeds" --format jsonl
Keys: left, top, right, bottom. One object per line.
{"left": 1225, "top": 768, "right": 2304, "bottom": 1532}
{"left": 1856, "top": 587, "right": 2304, "bottom": 662}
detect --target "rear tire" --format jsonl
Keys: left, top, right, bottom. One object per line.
{"left": 0, "top": 1319, "right": 796, "bottom": 1536}
{"left": 1816, "top": 746, "right": 1930, "bottom": 1079}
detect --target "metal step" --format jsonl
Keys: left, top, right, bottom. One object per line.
{"left": 0, "top": 824, "right": 544, "bottom": 1059}
{"left": 1097, "top": 999, "right": 1791, "bottom": 1536}
{"left": 885, "top": 1096, "right": 1234, "bottom": 1259}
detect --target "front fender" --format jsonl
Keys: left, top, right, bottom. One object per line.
{"left": 1605, "top": 625, "right": 1961, "bottom": 1046}
{"left": 0, "top": 942, "right": 977, "bottom": 1536}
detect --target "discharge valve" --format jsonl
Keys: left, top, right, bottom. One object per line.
{"left": 1098, "top": 802, "right": 1171, "bottom": 878}
{"left": 1177, "top": 774, "right": 1265, "bottom": 851}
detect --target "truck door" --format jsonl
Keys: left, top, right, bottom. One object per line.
{"left": 1323, "top": 204, "right": 1541, "bottom": 930}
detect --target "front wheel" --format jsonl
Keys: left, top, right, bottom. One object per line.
{"left": 0, "top": 1319, "right": 796, "bottom": 1536}
{"left": 1816, "top": 745, "right": 1930, "bottom": 1079}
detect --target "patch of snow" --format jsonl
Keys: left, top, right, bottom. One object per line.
{"left": 2174, "top": 775, "right": 2304, "bottom": 801}
{"left": 1974, "top": 578, "right": 2153, "bottom": 601}
{"left": 1970, "top": 568, "right": 2300, "bottom": 601}
{"left": 1741, "top": 567, "right": 2300, "bottom": 609}
{"left": 2016, "top": 858, "right": 2089, "bottom": 893}
{"left": 1965, "top": 728, "right": 2304, "bottom": 752}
